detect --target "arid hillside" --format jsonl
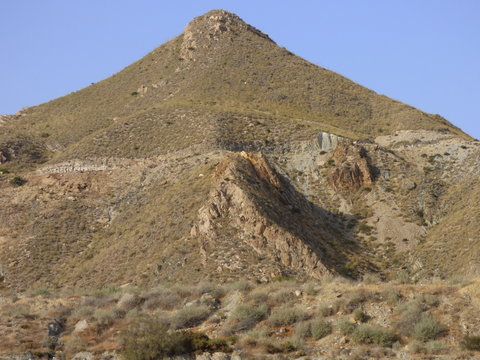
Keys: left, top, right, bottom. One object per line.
{"left": 0, "top": 9, "right": 479, "bottom": 359}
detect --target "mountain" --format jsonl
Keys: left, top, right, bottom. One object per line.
{"left": 0, "top": 9, "right": 479, "bottom": 293}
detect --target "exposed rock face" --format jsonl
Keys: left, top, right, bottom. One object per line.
{"left": 192, "top": 151, "right": 331, "bottom": 280}
{"left": 0, "top": 143, "right": 20, "bottom": 164}
{"left": 328, "top": 142, "right": 374, "bottom": 191}
{"left": 184, "top": 9, "right": 271, "bottom": 43}
{"left": 180, "top": 10, "right": 272, "bottom": 63}
{"left": 317, "top": 131, "right": 340, "bottom": 151}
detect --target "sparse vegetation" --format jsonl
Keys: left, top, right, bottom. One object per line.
{"left": 170, "top": 305, "right": 212, "bottom": 329}
{"left": 295, "top": 318, "right": 332, "bottom": 340}
{"left": 350, "top": 324, "right": 398, "bottom": 347}
{"left": 460, "top": 335, "right": 480, "bottom": 351}
{"left": 10, "top": 176, "right": 27, "bottom": 187}
{"left": 222, "top": 303, "right": 269, "bottom": 334}
{"left": 412, "top": 314, "right": 445, "bottom": 342}
{"left": 0, "top": 9, "right": 478, "bottom": 360}
{"left": 267, "top": 306, "right": 309, "bottom": 326}
{"left": 0, "top": 277, "right": 478, "bottom": 357}
{"left": 121, "top": 317, "right": 231, "bottom": 360}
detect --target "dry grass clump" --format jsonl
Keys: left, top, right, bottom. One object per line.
{"left": 194, "top": 281, "right": 226, "bottom": 300}
{"left": 295, "top": 318, "right": 332, "bottom": 340}
{"left": 247, "top": 288, "right": 269, "bottom": 304}
{"left": 221, "top": 303, "right": 269, "bottom": 335}
{"left": 393, "top": 299, "right": 428, "bottom": 336}
{"left": 350, "top": 324, "right": 398, "bottom": 347}
{"left": 352, "top": 308, "right": 369, "bottom": 323}
{"left": 117, "top": 293, "right": 144, "bottom": 312}
{"left": 170, "top": 304, "right": 212, "bottom": 329}
{"left": 410, "top": 340, "right": 448, "bottom": 354}
{"left": 262, "top": 337, "right": 305, "bottom": 354}
{"left": 270, "top": 288, "right": 294, "bottom": 305}
{"left": 338, "top": 289, "right": 376, "bottom": 314}
{"left": 170, "top": 284, "right": 193, "bottom": 299}
{"left": 318, "top": 302, "right": 338, "bottom": 317}
{"left": 301, "top": 282, "right": 318, "bottom": 296}
{"left": 93, "top": 308, "right": 125, "bottom": 327}
{"left": 382, "top": 286, "right": 402, "bottom": 305}
{"left": 226, "top": 279, "right": 254, "bottom": 294}
{"left": 64, "top": 336, "right": 87, "bottom": 355}
{"left": 120, "top": 317, "right": 232, "bottom": 360}
{"left": 460, "top": 335, "right": 480, "bottom": 351}
{"left": 412, "top": 314, "right": 445, "bottom": 342}
{"left": 142, "top": 289, "right": 181, "bottom": 311}
{"left": 339, "top": 319, "right": 357, "bottom": 336}
{"left": 267, "top": 306, "right": 309, "bottom": 327}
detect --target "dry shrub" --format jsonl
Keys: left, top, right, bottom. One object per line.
{"left": 460, "top": 335, "right": 480, "bottom": 351}
{"left": 194, "top": 281, "right": 226, "bottom": 299}
{"left": 350, "top": 324, "right": 398, "bottom": 347}
{"left": 267, "top": 306, "right": 309, "bottom": 327}
{"left": 117, "top": 293, "right": 144, "bottom": 312}
{"left": 143, "top": 289, "right": 181, "bottom": 311}
{"left": 170, "top": 305, "right": 212, "bottom": 329}
{"left": 221, "top": 303, "right": 269, "bottom": 335}
{"left": 382, "top": 286, "right": 402, "bottom": 305}
{"left": 353, "top": 308, "right": 368, "bottom": 323}
{"left": 248, "top": 288, "right": 269, "bottom": 304}
{"left": 295, "top": 319, "right": 332, "bottom": 340}
{"left": 393, "top": 300, "right": 427, "bottom": 336}
{"left": 412, "top": 314, "right": 445, "bottom": 342}
{"left": 226, "top": 279, "right": 253, "bottom": 294}
{"left": 93, "top": 308, "right": 124, "bottom": 327}
{"left": 271, "top": 288, "right": 294, "bottom": 305}
{"left": 121, "top": 317, "right": 231, "bottom": 360}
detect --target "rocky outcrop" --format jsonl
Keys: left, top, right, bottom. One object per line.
{"left": 192, "top": 151, "right": 331, "bottom": 280}
{"left": 36, "top": 158, "right": 135, "bottom": 174}
{"left": 180, "top": 10, "right": 272, "bottom": 63}
{"left": 0, "top": 143, "right": 20, "bottom": 164}
{"left": 317, "top": 131, "right": 340, "bottom": 151}
{"left": 328, "top": 142, "right": 373, "bottom": 191}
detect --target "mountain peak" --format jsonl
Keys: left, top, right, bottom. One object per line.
{"left": 183, "top": 9, "right": 272, "bottom": 43}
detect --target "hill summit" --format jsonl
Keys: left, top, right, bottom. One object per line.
{"left": 0, "top": 10, "right": 478, "bottom": 292}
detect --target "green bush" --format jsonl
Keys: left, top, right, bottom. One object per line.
{"left": 351, "top": 325, "right": 398, "bottom": 347}
{"left": 10, "top": 176, "right": 27, "bottom": 187}
{"left": 121, "top": 318, "right": 231, "bottom": 360}
{"left": 267, "top": 306, "right": 309, "bottom": 327}
{"left": 353, "top": 308, "right": 368, "bottom": 323}
{"left": 170, "top": 305, "right": 212, "bottom": 329}
{"left": 460, "top": 335, "right": 480, "bottom": 351}
{"left": 412, "top": 314, "right": 445, "bottom": 342}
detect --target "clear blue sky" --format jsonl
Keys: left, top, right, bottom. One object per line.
{"left": 1, "top": 0, "right": 479, "bottom": 139}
